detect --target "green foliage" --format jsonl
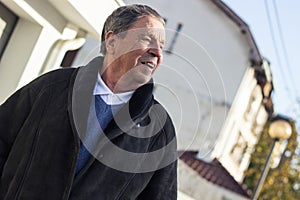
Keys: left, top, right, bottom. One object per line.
{"left": 243, "top": 120, "right": 300, "bottom": 199}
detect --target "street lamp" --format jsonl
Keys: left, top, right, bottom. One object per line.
{"left": 251, "top": 115, "right": 292, "bottom": 200}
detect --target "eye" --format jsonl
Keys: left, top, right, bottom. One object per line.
{"left": 141, "top": 36, "right": 151, "bottom": 43}
{"left": 160, "top": 43, "right": 165, "bottom": 50}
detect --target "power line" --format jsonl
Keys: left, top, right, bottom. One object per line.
{"left": 264, "top": 0, "right": 287, "bottom": 89}
{"left": 264, "top": 0, "right": 297, "bottom": 106}
{"left": 264, "top": 0, "right": 291, "bottom": 95}
{"left": 273, "top": 0, "right": 300, "bottom": 122}
{"left": 269, "top": 0, "right": 300, "bottom": 132}
{"left": 272, "top": 0, "right": 298, "bottom": 93}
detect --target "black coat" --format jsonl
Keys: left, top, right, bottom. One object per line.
{"left": 0, "top": 57, "right": 177, "bottom": 200}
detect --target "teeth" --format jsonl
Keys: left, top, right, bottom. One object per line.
{"left": 141, "top": 61, "right": 155, "bottom": 69}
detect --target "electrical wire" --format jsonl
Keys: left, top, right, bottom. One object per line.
{"left": 272, "top": 0, "right": 298, "bottom": 94}
{"left": 268, "top": 0, "right": 300, "bottom": 133}
{"left": 264, "top": 0, "right": 289, "bottom": 92}
{"left": 264, "top": 0, "right": 298, "bottom": 110}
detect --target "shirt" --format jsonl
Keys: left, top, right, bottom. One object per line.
{"left": 75, "top": 74, "right": 134, "bottom": 175}
{"left": 93, "top": 74, "right": 134, "bottom": 105}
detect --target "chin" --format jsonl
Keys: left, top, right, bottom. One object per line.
{"left": 134, "top": 75, "right": 151, "bottom": 86}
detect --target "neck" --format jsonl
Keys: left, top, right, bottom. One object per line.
{"left": 101, "top": 56, "right": 134, "bottom": 93}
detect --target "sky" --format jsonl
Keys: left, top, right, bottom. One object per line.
{"left": 222, "top": 0, "right": 300, "bottom": 122}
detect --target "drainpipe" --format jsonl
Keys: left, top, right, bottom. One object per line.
{"left": 40, "top": 29, "right": 86, "bottom": 74}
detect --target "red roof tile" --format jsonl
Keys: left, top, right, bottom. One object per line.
{"left": 179, "top": 151, "right": 251, "bottom": 198}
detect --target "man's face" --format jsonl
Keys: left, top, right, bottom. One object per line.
{"left": 106, "top": 15, "right": 165, "bottom": 91}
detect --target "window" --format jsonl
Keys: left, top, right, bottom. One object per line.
{"left": 165, "top": 22, "right": 183, "bottom": 54}
{"left": 244, "top": 86, "right": 262, "bottom": 122}
{"left": 0, "top": 3, "right": 18, "bottom": 61}
{"left": 230, "top": 132, "right": 248, "bottom": 164}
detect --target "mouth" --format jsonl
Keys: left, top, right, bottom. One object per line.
{"left": 141, "top": 61, "right": 156, "bottom": 69}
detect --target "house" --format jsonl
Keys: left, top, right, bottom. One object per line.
{"left": 179, "top": 151, "right": 250, "bottom": 199}
{"left": 0, "top": 0, "right": 124, "bottom": 103}
{"left": 119, "top": 0, "right": 273, "bottom": 199}
{"left": 0, "top": 0, "right": 275, "bottom": 199}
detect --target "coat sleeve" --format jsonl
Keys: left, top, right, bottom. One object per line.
{"left": 0, "top": 86, "right": 34, "bottom": 174}
{"left": 137, "top": 113, "right": 178, "bottom": 200}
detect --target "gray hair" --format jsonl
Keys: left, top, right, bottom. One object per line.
{"left": 100, "top": 4, "right": 165, "bottom": 55}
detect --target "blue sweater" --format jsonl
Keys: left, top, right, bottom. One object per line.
{"left": 75, "top": 95, "right": 115, "bottom": 174}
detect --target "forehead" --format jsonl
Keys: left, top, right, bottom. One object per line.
{"left": 127, "top": 16, "right": 165, "bottom": 38}
{"left": 131, "top": 15, "right": 165, "bottom": 29}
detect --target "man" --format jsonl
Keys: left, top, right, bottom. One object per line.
{"left": 0, "top": 4, "right": 177, "bottom": 200}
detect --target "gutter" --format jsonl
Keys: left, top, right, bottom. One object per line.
{"left": 114, "top": 0, "right": 126, "bottom": 6}
{"left": 40, "top": 30, "right": 86, "bottom": 74}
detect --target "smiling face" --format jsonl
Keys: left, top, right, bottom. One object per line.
{"left": 102, "top": 15, "right": 165, "bottom": 93}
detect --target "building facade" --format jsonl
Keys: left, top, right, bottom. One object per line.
{"left": 0, "top": 0, "right": 276, "bottom": 199}
{"left": 0, "top": 0, "right": 124, "bottom": 104}
{"left": 120, "top": 0, "right": 274, "bottom": 199}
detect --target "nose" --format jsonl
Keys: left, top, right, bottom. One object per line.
{"left": 148, "top": 42, "right": 163, "bottom": 59}
{"left": 148, "top": 47, "right": 163, "bottom": 66}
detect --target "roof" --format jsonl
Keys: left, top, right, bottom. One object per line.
{"left": 211, "top": 0, "right": 262, "bottom": 66}
{"left": 210, "top": 0, "right": 274, "bottom": 114}
{"left": 179, "top": 151, "right": 251, "bottom": 198}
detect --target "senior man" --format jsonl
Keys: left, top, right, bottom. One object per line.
{"left": 0, "top": 4, "right": 177, "bottom": 200}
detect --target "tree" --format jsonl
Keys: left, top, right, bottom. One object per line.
{"left": 243, "top": 119, "right": 300, "bottom": 199}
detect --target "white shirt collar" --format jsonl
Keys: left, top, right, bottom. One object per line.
{"left": 93, "top": 74, "right": 134, "bottom": 105}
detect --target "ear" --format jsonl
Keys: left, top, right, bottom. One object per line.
{"left": 105, "top": 31, "right": 116, "bottom": 54}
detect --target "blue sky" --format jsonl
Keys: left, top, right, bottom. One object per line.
{"left": 222, "top": 0, "right": 300, "bottom": 119}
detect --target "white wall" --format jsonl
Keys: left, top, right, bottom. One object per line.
{"left": 49, "top": 0, "right": 124, "bottom": 38}
{"left": 123, "top": 0, "right": 252, "bottom": 153}
{"left": 0, "top": 0, "right": 123, "bottom": 103}
{"left": 0, "top": 18, "right": 43, "bottom": 102}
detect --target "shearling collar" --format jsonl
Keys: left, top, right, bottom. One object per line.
{"left": 69, "top": 56, "right": 154, "bottom": 140}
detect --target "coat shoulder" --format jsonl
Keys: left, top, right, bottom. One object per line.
{"left": 25, "top": 67, "right": 78, "bottom": 95}
{"left": 153, "top": 99, "right": 176, "bottom": 143}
